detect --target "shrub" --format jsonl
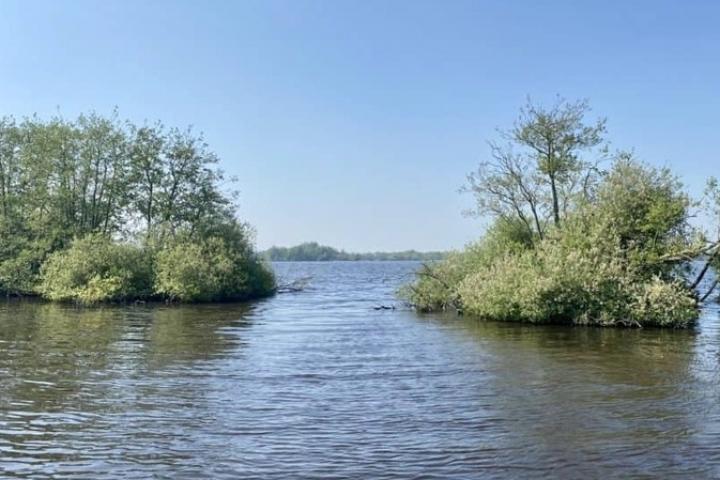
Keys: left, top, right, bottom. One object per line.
{"left": 38, "top": 235, "right": 153, "bottom": 303}
{"left": 455, "top": 231, "right": 698, "bottom": 327}
{"left": 400, "top": 216, "right": 535, "bottom": 312}
{"left": 629, "top": 278, "right": 698, "bottom": 328}
{"left": 154, "top": 236, "right": 274, "bottom": 302}
{"left": 404, "top": 159, "right": 702, "bottom": 328}
{"left": 0, "top": 227, "right": 52, "bottom": 296}
{"left": 0, "top": 249, "right": 43, "bottom": 296}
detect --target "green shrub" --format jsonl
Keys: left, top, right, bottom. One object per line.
{"left": 0, "top": 226, "right": 52, "bottom": 296}
{"left": 404, "top": 159, "right": 701, "bottom": 328}
{"left": 0, "top": 250, "right": 43, "bottom": 296}
{"left": 629, "top": 278, "right": 698, "bottom": 328}
{"left": 455, "top": 230, "right": 698, "bottom": 327}
{"left": 38, "top": 235, "right": 153, "bottom": 304}
{"left": 400, "top": 216, "right": 535, "bottom": 312}
{"left": 154, "top": 236, "right": 274, "bottom": 302}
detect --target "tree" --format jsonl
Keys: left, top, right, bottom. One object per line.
{"left": 466, "top": 98, "right": 606, "bottom": 240}
{"left": 466, "top": 142, "right": 545, "bottom": 240}
{"left": 0, "top": 111, "right": 274, "bottom": 302}
{"left": 129, "top": 123, "right": 165, "bottom": 234}
{"left": 407, "top": 99, "right": 720, "bottom": 328}
{"left": 691, "top": 177, "right": 720, "bottom": 302}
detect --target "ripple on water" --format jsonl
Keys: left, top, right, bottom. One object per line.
{"left": 1, "top": 262, "right": 720, "bottom": 478}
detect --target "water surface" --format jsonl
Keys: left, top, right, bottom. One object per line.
{"left": 1, "top": 261, "right": 719, "bottom": 478}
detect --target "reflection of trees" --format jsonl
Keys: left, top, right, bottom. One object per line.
{"left": 0, "top": 300, "right": 256, "bottom": 472}
{"left": 429, "top": 314, "right": 703, "bottom": 477}
{"left": 141, "top": 303, "right": 255, "bottom": 368}
{"left": 449, "top": 317, "right": 697, "bottom": 386}
{"left": 0, "top": 302, "right": 126, "bottom": 411}
{"left": 0, "top": 300, "right": 255, "bottom": 411}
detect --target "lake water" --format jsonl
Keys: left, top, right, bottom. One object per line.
{"left": 1, "top": 261, "right": 720, "bottom": 478}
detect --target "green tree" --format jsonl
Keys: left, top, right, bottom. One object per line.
{"left": 0, "top": 111, "right": 274, "bottom": 302}
{"left": 406, "top": 99, "right": 719, "bottom": 327}
{"left": 465, "top": 98, "right": 606, "bottom": 240}
{"left": 154, "top": 225, "right": 274, "bottom": 303}
{"left": 38, "top": 235, "right": 153, "bottom": 304}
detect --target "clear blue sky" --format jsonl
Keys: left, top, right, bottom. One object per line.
{"left": 1, "top": 0, "right": 718, "bottom": 251}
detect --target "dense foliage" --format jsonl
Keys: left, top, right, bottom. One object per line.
{"left": 404, "top": 99, "right": 718, "bottom": 328}
{"left": 38, "top": 235, "right": 153, "bottom": 303}
{"left": 155, "top": 234, "right": 275, "bottom": 303}
{"left": 0, "top": 113, "right": 274, "bottom": 303}
{"left": 264, "top": 242, "right": 446, "bottom": 261}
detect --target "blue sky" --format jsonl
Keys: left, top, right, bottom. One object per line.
{"left": 1, "top": 0, "right": 718, "bottom": 251}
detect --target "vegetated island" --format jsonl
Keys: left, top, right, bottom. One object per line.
{"left": 264, "top": 242, "right": 446, "bottom": 261}
{"left": 0, "top": 113, "right": 274, "bottom": 304}
{"left": 402, "top": 97, "right": 720, "bottom": 328}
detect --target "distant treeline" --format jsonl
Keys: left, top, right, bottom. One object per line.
{"left": 264, "top": 242, "right": 446, "bottom": 261}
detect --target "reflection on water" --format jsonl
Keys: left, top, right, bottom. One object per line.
{"left": 0, "top": 302, "right": 255, "bottom": 479}
{"left": 430, "top": 317, "right": 720, "bottom": 477}
{"left": 1, "top": 262, "right": 719, "bottom": 478}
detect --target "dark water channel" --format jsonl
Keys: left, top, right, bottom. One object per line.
{"left": 1, "top": 261, "right": 720, "bottom": 478}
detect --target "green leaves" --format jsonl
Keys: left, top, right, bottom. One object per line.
{"left": 154, "top": 233, "right": 274, "bottom": 303}
{"left": 465, "top": 97, "right": 607, "bottom": 239}
{"left": 37, "top": 226, "right": 274, "bottom": 304}
{"left": 38, "top": 235, "right": 154, "bottom": 303}
{"left": 407, "top": 158, "right": 702, "bottom": 328}
{"left": 423, "top": 98, "right": 716, "bottom": 327}
{"left": 0, "top": 111, "right": 274, "bottom": 302}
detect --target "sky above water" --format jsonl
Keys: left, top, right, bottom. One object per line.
{"left": 0, "top": 0, "right": 718, "bottom": 251}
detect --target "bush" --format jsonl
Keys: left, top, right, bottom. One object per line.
{"left": 0, "top": 249, "right": 43, "bottom": 296}
{"left": 455, "top": 229, "right": 698, "bottom": 327}
{"left": 154, "top": 236, "right": 274, "bottom": 302}
{"left": 34, "top": 221, "right": 275, "bottom": 304}
{"left": 404, "top": 159, "right": 702, "bottom": 328}
{"left": 38, "top": 235, "right": 153, "bottom": 303}
{"left": 400, "top": 216, "right": 535, "bottom": 312}
{"left": 0, "top": 226, "right": 52, "bottom": 296}
{"left": 629, "top": 278, "right": 698, "bottom": 328}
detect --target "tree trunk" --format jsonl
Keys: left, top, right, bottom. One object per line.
{"left": 550, "top": 174, "right": 560, "bottom": 227}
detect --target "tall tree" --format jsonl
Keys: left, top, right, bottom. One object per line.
{"left": 466, "top": 98, "right": 606, "bottom": 239}
{"left": 512, "top": 98, "right": 606, "bottom": 226}
{"left": 129, "top": 123, "right": 165, "bottom": 233}
{"left": 0, "top": 112, "right": 249, "bottom": 296}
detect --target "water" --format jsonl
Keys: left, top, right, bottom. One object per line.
{"left": 1, "top": 261, "right": 719, "bottom": 479}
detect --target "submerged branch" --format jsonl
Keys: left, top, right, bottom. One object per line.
{"left": 691, "top": 243, "right": 720, "bottom": 290}
{"left": 700, "top": 278, "right": 719, "bottom": 303}
{"left": 276, "top": 276, "right": 313, "bottom": 294}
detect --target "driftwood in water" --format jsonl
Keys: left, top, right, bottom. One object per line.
{"left": 276, "top": 276, "right": 312, "bottom": 294}
{"left": 373, "top": 305, "right": 396, "bottom": 310}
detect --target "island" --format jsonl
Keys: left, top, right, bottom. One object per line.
{"left": 402, "top": 98, "right": 720, "bottom": 328}
{"left": 263, "top": 242, "right": 446, "bottom": 262}
{"left": 0, "top": 113, "right": 274, "bottom": 304}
